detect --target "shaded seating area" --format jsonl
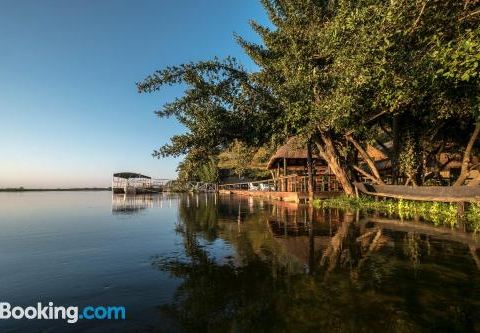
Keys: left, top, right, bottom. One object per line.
{"left": 266, "top": 137, "right": 341, "bottom": 192}
{"left": 218, "top": 138, "right": 343, "bottom": 202}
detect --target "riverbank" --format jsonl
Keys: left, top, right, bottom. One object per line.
{"left": 314, "top": 196, "right": 480, "bottom": 233}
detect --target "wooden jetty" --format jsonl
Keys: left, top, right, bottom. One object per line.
{"left": 218, "top": 189, "right": 341, "bottom": 203}
{"left": 219, "top": 174, "right": 343, "bottom": 203}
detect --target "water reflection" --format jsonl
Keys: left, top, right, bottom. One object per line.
{"left": 153, "top": 194, "right": 480, "bottom": 333}
{"left": 111, "top": 193, "right": 176, "bottom": 214}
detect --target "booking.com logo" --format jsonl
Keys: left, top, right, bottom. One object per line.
{"left": 0, "top": 302, "right": 126, "bottom": 324}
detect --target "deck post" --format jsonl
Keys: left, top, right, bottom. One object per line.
{"left": 277, "top": 162, "right": 281, "bottom": 191}
{"left": 327, "top": 167, "right": 331, "bottom": 191}
{"left": 307, "top": 140, "right": 315, "bottom": 201}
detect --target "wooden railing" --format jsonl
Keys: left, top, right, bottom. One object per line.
{"left": 112, "top": 178, "right": 172, "bottom": 191}
{"left": 219, "top": 178, "right": 277, "bottom": 191}
{"left": 185, "top": 182, "right": 218, "bottom": 192}
{"left": 219, "top": 174, "right": 342, "bottom": 193}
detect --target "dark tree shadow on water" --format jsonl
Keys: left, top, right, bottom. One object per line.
{"left": 152, "top": 195, "right": 480, "bottom": 333}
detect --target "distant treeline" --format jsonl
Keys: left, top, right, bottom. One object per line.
{"left": 0, "top": 187, "right": 112, "bottom": 192}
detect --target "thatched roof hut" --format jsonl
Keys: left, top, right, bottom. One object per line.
{"left": 266, "top": 137, "right": 394, "bottom": 179}
{"left": 266, "top": 137, "right": 326, "bottom": 170}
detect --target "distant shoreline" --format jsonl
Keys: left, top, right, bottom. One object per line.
{"left": 0, "top": 188, "right": 112, "bottom": 192}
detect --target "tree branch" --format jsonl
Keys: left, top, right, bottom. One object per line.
{"left": 347, "top": 135, "right": 385, "bottom": 185}
{"left": 352, "top": 165, "right": 382, "bottom": 184}
{"left": 454, "top": 122, "right": 480, "bottom": 186}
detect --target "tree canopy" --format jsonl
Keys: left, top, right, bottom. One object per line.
{"left": 139, "top": 0, "right": 480, "bottom": 193}
{"left": 137, "top": 57, "right": 282, "bottom": 158}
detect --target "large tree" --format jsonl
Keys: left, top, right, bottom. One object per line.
{"left": 237, "top": 0, "right": 480, "bottom": 191}
{"left": 139, "top": 0, "right": 480, "bottom": 194}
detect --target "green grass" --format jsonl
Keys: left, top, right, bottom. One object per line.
{"left": 314, "top": 196, "right": 480, "bottom": 232}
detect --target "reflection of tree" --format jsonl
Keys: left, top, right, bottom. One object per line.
{"left": 177, "top": 195, "right": 220, "bottom": 237}
{"left": 404, "top": 232, "right": 422, "bottom": 271}
{"left": 320, "top": 211, "right": 359, "bottom": 275}
{"left": 154, "top": 195, "right": 480, "bottom": 332}
{"left": 156, "top": 251, "right": 290, "bottom": 332}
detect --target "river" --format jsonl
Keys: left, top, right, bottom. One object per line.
{"left": 0, "top": 191, "right": 479, "bottom": 332}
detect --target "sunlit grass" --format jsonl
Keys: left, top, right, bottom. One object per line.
{"left": 465, "top": 202, "right": 480, "bottom": 233}
{"left": 313, "top": 196, "right": 480, "bottom": 230}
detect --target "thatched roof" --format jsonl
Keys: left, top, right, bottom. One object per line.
{"left": 267, "top": 137, "right": 394, "bottom": 170}
{"left": 267, "top": 137, "right": 324, "bottom": 169}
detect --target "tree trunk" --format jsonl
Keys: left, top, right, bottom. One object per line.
{"left": 346, "top": 135, "right": 385, "bottom": 185}
{"left": 306, "top": 139, "right": 315, "bottom": 200}
{"left": 454, "top": 122, "right": 480, "bottom": 186}
{"left": 313, "top": 132, "right": 355, "bottom": 196}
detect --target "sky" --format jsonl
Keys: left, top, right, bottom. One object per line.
{"left": 0, "top": 0, "right": 268, "bottom": 188}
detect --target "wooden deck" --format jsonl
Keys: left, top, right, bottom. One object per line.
{"left": 218, "top": 189, "right": 342, "bottom": 203}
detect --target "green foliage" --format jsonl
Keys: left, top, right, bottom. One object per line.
{"left": 176, "top": 152, "right": 203, "bottom": 182}
{"left": 218, "top": 140, "right": 256, "bottom": 179}
{"left": 176, "top": 152, "right": 218, "bottom": 183}
{"left": 140, "top": 0, "right": 480, "bottom": 186}
{"left": 316, "top": 195, "right": 480, "bottom": 232}
{"left": 137, "top": 57, "right": 281, "bottom": 159}
{"left": 398, "top": 133, "right": 421, "bottom": 182}
{"left": 197, "top": 157, "right": 219, "bottom": 183}
{"left": 465, "top": 202, "right": 480, "bottom": 233}
{"left": 432, "top": 28, "right": 480, "bottom": 82}
{"left": 315, "top": 196, "right": 463, "bottom": 228}
{"left": 234, "top": 0, "right": 480, "bottom": 186}
{"left": 217, "top": 140, "right": 274, "bottom": 180}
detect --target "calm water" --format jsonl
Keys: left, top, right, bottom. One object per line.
{"left": 0, "top": 192, "right": 479, "bottom": 332}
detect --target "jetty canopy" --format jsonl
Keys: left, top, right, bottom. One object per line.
{"left": 113, "top": 172, "right": 151, "bottom": 180}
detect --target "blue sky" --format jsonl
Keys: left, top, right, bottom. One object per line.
{"left": 0, "top": 0, "right": 267, "bottom": 188}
